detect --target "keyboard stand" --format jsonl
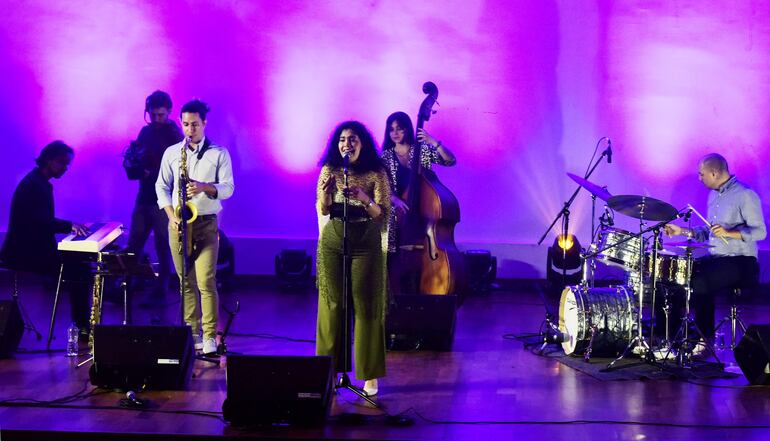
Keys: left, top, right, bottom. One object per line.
{"left": 46, "top": 251, "right": 154, "bottom": 352}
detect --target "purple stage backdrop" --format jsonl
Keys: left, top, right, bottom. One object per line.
{"left": 1, "top": 0, "right": 769, "bottom": 250}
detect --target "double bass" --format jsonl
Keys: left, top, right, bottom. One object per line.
{"left": 397, "top": 82, "right": 465, "bottom": 296}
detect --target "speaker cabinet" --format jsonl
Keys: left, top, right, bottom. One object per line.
{"left": 386, "top": 294, "right": 457, "bottom": 351}
{"left": 734, "top": 324, "right": 770, "bottom": 385}
{"left": 0, "top": 300, "right": 23, "bottom": 358}
{"left": 89, "top": 325, "right": 194, "bottom": 390}
{"left": 222, "top": 355, "right": 334, "bottom": 427}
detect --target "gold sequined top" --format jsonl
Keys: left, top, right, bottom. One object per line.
{"left": 316, "top": 165, "right": 391, "bottom": 223}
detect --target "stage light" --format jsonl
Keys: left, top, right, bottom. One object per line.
{"left": 549, "top": 234, "right": 582, "bottom": 271}
{"left": 546, "top": 234, "right": 583, "bottom": 296}
{"left": 275, "top": 249, "right": 312, "bottom": 292}
{"left": 463, "top": 249, "right": 497, "bottom": 295}
{"left": 557, "top": 234, "right": 574, "bottom": 251}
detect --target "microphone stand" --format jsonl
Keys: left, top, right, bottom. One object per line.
{"left": 179, "top": 139, "right": 191, "bottom": 330}
{"left": 197, "top": 300, "right": 240, "bottom": 365}
{"left": 336, "top": 156, "right": 378, "bottom": 407}
{"left": 178, "top": 139, "right": 215, "bottom": 365}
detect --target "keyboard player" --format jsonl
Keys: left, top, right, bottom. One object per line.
{"left": 0, "top": 141, "right": 92, "bottom": 339}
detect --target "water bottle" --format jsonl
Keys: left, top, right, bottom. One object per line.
{"left": 66, "top": 323, "right": 79, "bottom": 357}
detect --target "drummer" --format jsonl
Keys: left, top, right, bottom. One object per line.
{"left": 664, "top": 153, "right": 766, "bottom": 346}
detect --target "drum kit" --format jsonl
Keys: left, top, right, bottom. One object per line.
{"left": 556, "top": 173, "right": 720, "bottom": 368}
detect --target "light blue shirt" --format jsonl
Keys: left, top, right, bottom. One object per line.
{"left": 692, "top": 176, "right": 766, "bottom": 258}
{"left": 156, "top": 137, "right": 234, "bottom": 215}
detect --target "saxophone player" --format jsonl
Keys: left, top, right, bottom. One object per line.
{"left": 155, "top": 99, "right": 235, "bottom": 355}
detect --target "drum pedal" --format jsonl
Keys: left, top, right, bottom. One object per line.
{"left": 652, "top": 346, "right": 676, "bottom": 361}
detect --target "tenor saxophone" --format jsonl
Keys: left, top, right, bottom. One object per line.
{"left": 175, "top": 138, "right": 198, "bottom": 257}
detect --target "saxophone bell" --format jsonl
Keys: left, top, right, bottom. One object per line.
{"left": 175, "top": 200, "right": 198, "bottom": 224}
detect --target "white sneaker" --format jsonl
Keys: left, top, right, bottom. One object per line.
{"left": 202, "top": 337, "right": 217, "bottom": 355}
{"left": 363, "top": 379, "right": 378, "bottom": 397}
{"left": 193, "top": 334, "right": 203, "bottom": 351}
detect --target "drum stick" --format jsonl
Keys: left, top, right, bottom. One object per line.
{"left": 686, "top": 204, "right": 729, "bottom": 244}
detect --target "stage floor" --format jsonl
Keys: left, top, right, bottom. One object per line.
{"left": 1, "top": 274, "right": 770, "bottom": 440}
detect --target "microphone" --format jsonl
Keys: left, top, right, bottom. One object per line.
{"left": 606, "top": 138, "right": 612, "bottom": 163}
{"left": 601, "top": 205, "right": 614, "bottom": 226}
{"left": 342, "top": 151, "right": 350, "bottom": 168}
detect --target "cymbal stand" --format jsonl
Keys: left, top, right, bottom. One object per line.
{"left": 666, "top": 247, "right": 722, "bottom": 367}
{"left": 660, "top": 289, "right": 673, "bottom": 350}
{"left": 606, "top": 210, "right": 653, "bottom": 369}
{"left": 582, "top": 202, "right": 615, "bottom": 288}
{"left": 581, "top": 194, "right": 602, "bottom": 289}
{"left": 591, "top": 194, "right": 597, "bottom": 244}
{"left": 647, "top": 227, "right": 661, "bottom": 348}
{"left": 580, "top": 248, "right": 595, "bottom": 289}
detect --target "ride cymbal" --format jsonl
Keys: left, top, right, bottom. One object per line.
{"left": 608, "top": 195, "right": 678, "bottom": 221}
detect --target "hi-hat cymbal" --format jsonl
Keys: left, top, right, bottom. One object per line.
{"left": 608, "top": 195, "right": 678, "bottom": 221}
{"left": 566, "top": 172, "right": 612, "bottom": 201}
{"left": 665, "top": 240, "right": 714, "bottom": 249}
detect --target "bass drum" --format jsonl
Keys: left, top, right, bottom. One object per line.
{"left": 558, "top": 285, "right": 637, "bottom": 357}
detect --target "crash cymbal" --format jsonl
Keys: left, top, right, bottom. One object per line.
{"left": 566, "top": 172, "right": 612, "bottom": 201}
{"left": 665, "top": 240, "right": 714, "bottom": 249}
{"left": 608, "top": 195, "right": 678, "bottom": 221}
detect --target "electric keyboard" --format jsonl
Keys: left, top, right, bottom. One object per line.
{"left": 58, "top": 221, "right": 124, "bottom": 253}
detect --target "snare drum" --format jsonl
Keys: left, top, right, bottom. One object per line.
{"left": 559, "top": 285, "right": 638, "bottom": 356}
{"left": 648, "top": 253, "right": 690, "bottom": 286}
{"left": 596, "top": 227, "right": 645, "bottom": 271}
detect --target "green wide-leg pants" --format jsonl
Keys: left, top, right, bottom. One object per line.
{"left": 316, "top": 219, "right": 386, "bottom": 380}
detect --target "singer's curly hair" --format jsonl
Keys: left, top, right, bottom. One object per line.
{"left": 180, "top": 99, "right": 210, "bottom": 121}
{"left": 319, "top": 120, "right": 383, "bottom": 173}
{"left": 381, "top": 111, "right": 415, "bottom": 151}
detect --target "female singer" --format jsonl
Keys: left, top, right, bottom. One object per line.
{"left": 316, "top": 120, "right": 391, "bottom": 396}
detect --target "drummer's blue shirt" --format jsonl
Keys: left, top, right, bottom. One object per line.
{"left": 692, "top": 175, "right": 766, "bottom": 258}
